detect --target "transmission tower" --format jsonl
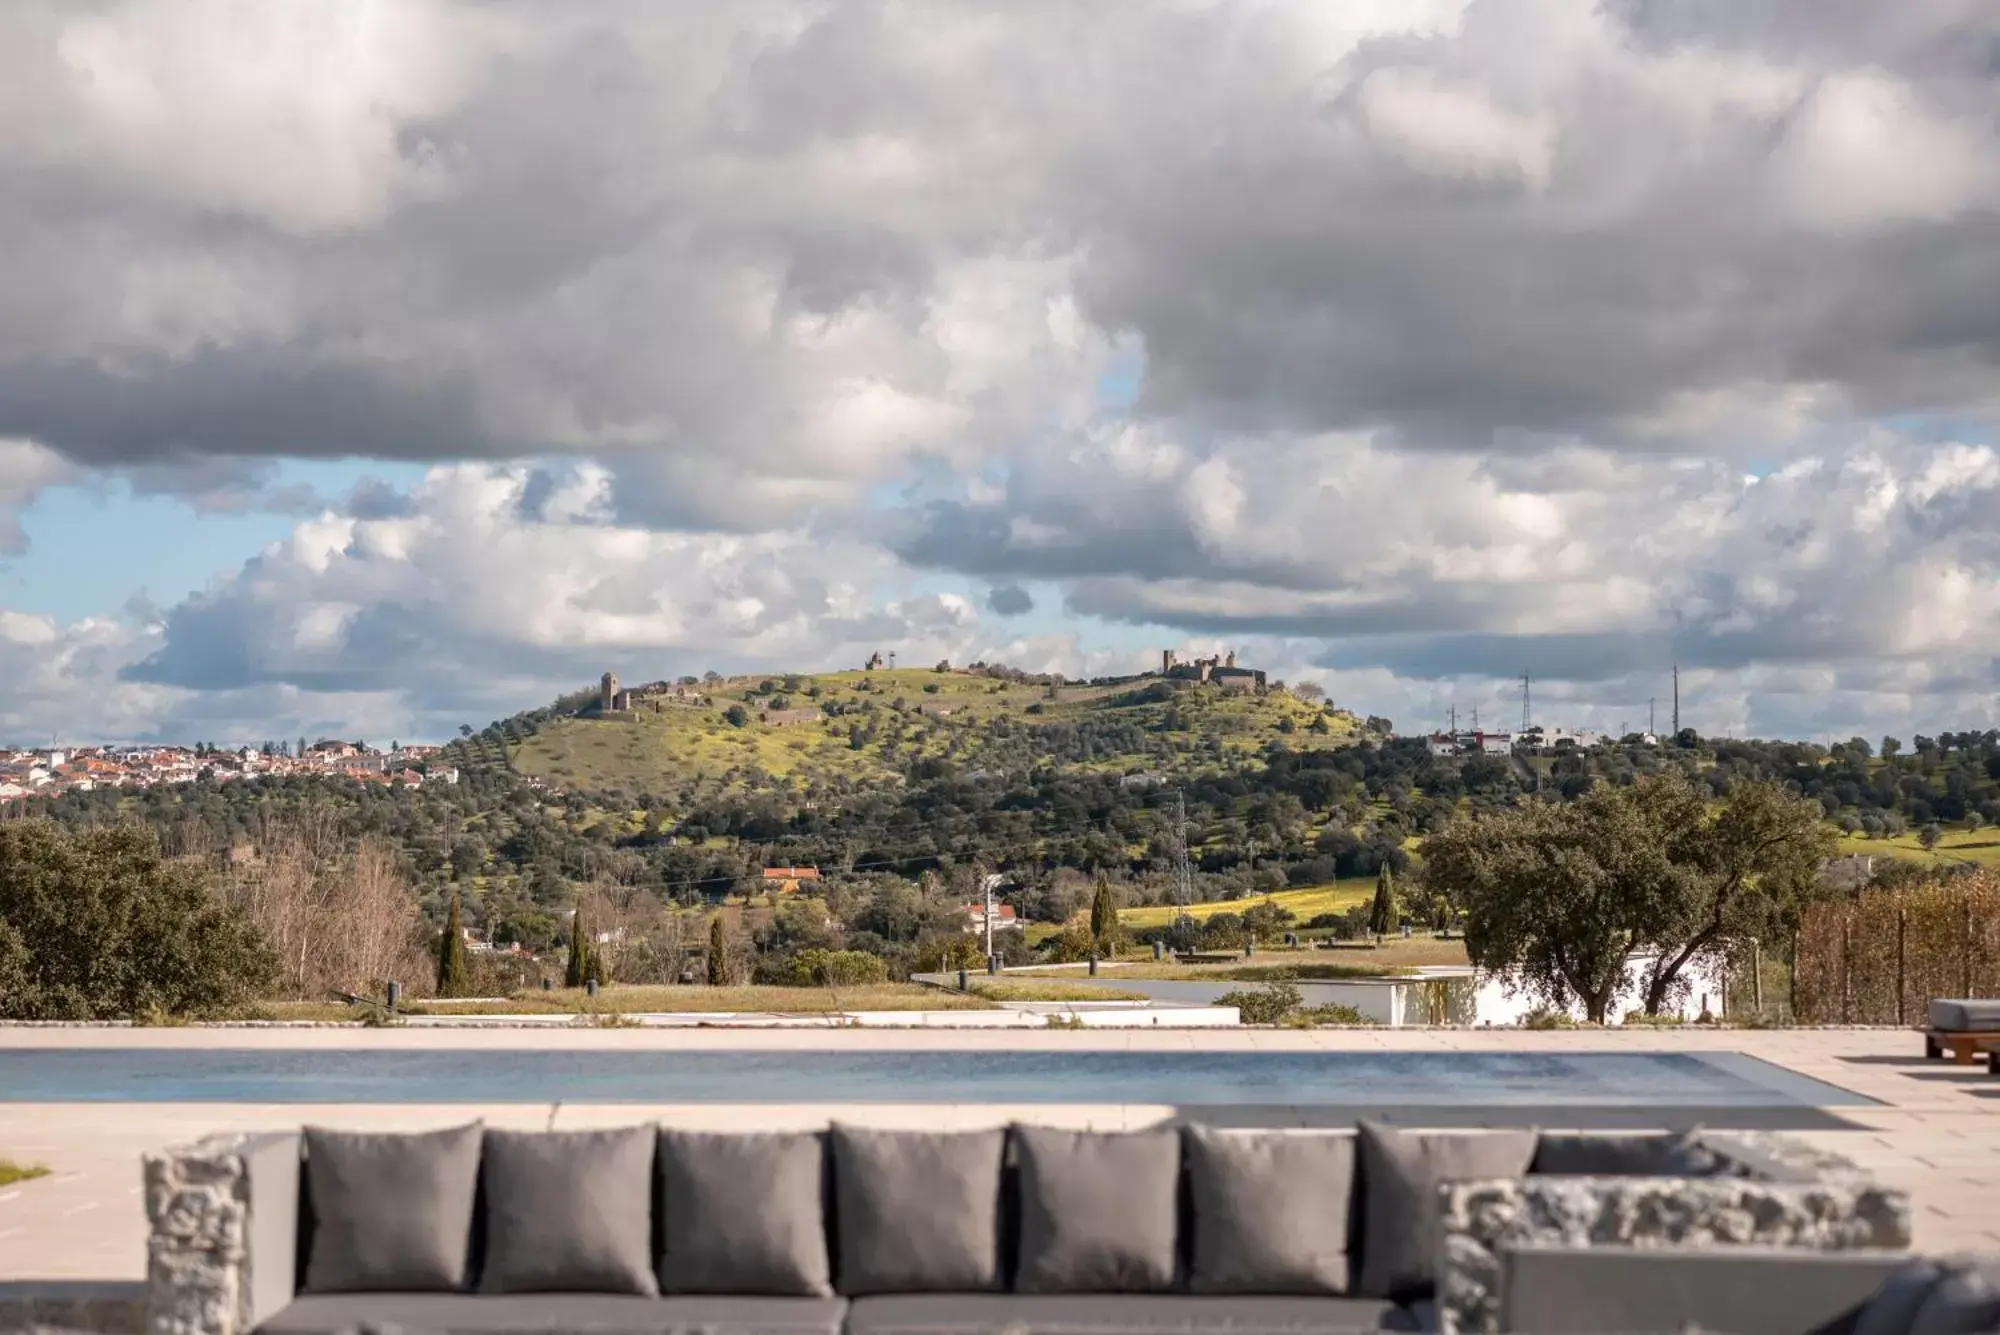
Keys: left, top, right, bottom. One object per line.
{"left": 1168, "top": 790, "right": 1195, "bottom": 948}
{"left": 1520, "top": 672, "right": 1531, "bottom": 732}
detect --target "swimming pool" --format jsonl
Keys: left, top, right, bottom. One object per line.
{"left": 0, "top": 1048, "right": 1870, "bottom": 1110}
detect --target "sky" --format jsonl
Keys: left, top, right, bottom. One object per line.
{"left": 3, "top": 0, "right": 2000, "bottom": 747}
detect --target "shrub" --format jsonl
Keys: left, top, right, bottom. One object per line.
{"left": 1520, "top": 1007, "right": 1578, "bottom": 1029}
{"left": 1286, "top": 1003, "right": 1371, "bottom": 1027}
{"left": 1216, "top": 976, "right": 1304, "bottom": 1025}
{"left": 786, "top": 949, "right": 889, "bottom": 987}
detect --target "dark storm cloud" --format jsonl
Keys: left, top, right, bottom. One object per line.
{"left": 985, "top": 583, "right": 1033, "bottom": 616}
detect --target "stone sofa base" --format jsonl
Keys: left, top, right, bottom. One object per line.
{"left": 0, "top": 1282, "right": 147, "bottom": 1335}
{"left": 1436, "top": 1131, "right": 1913, "bottom": 1334}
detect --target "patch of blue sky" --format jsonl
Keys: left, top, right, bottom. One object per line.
{"left": 0, "top": 458, "right": 431, "bottom": 623}
{"left": 1095, "top": 347, "right": 1144, "bottom": 411}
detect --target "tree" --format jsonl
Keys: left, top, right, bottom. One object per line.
{"left": 1920, "top": 823, "right": 1944, "bottom": 852}
{"left": 435, "top": 892, "right": 470, "bottom": 998}
{"left": 0, "top": 820, "right": 276, "bottom": 1020}
{"left": 1421, "top": 787, "right": 1677, "bottom": 1022}
{"left": 706, "top": 915, "right": 731, "bottom": 986}
{"left": 1368, "top": 864, "right": 1399, "bottom": 936}
{"left": 1640, "top": 774, "right": 1834, "bottom": 1013}
{"left": 564, "top": 906, "right": 591, "bottom": 988}
{"left": 1421, "top": 773, "right": 1832, "bottom": 1021}
{"left": 1088, "top": 873, "right": 1119, "bottom": 954}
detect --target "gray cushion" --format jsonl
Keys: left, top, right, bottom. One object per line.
{"left": 255, "top": 1292, "right": 847, "bottom": 1335}
{"left": 658, "top": 1129, "right": 832, "bottom": 1296}
{"left": 1183, "top": 1127, "right": 1354, "bottom": 1295}
{"left": 1912, "top": 1257, "right": 2000, "bottom": 1335}
{"left": 829, "top": 1126, "right": 1005, "bottom": 1295}
{"left": 302, "top": 1124, "right": 484, "bottom": 1293}
{"left": 1857, "top": 1255, "right": 1959, "bottom": 1335}
{"left": 1352, "top": 1120, "right": 1537, "bottom": 1301}
{"left": 1012, "top": 1126, "right": 1181, "bottom": 1293}
{"left": 1929, "top": 1000, "right": 2000, "bottom": 1032}
{"left": 1530, "top": 1130, "right": 1730, "bottom": 1177}
{"left": 843, "top": 1293, "right": 1411, "bottom": 1335}
{"left": 478, "top": 1126, "right": 657, "bottom": 1295}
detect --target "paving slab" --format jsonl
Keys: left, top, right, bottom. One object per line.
{"left": 2, "top": 1025, "right": 1992, "bottom": 1281}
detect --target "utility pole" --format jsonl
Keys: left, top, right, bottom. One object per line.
{"left": 982, "top": 871, "right": 1000, "bottom": 963}
{"left": 1168, "top": 790, "right": 1195, "bottom": 949}
{"left": 1521, "top": 672, "right": 1531, "bottom": 732}
{"left": 1672, "top": 665, "right": 1680, "bottom": 736}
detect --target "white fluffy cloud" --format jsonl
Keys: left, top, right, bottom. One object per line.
{"left": 2, "top": 0, "right": 1999, "bottom": 742}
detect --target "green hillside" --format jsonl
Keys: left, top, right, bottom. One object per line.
{"left": 510, "top": 666, "right": 1360, "bottom": 798}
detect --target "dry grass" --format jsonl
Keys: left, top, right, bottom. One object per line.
{"left": 238, "top": 1001, "right": 388, "bottom": 1023}
{"left": 473, "top": 983, "right": 997, "bottom": 1014}
{"left": 0, "top": 1159, "right": 50, "bottom": 1187}
{"left": 1118, "top": 882, "right": 1375, "bottom": 929}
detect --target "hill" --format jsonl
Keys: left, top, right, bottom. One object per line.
{"left": 508, "top": 666, "right": 1361, "bottom": 799}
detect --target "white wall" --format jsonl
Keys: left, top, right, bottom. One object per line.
{"left": 1470, "top": 951, "right": 1728, "bottom": 1026}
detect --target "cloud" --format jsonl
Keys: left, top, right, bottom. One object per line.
{"left": 2, "top": 1, "right": 2000, "bottom": 742}
{"left": 986, "top": 584, "right": 1034, "bottom": 617}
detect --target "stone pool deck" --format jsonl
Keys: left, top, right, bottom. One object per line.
{"left": 2, "top": 1025, "right": 1996, "bottom": 1287}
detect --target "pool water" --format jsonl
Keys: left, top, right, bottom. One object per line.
{"left": 0, "top": 1048, "right": 1871, "bottom": 1107}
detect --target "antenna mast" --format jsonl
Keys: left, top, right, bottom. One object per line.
{"left": 1520, "top": 672, "right": 1530, "bottom": 732}
{"left": 1649, "top": 699, "right": 1655, "bottom": 735}
{"left": 1672, "top": 665, "right": 1680, "bottom": 736}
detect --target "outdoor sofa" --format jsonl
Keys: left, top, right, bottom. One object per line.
{"left": 143, "top": 1121, "right": 1911, "bottom": 1335}
{"left": 1924, "top": 999, "right": 2000, "bottom": 1070}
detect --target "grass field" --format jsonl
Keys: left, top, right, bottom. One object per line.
{"left": 462, "top": 983, "right": 994, "bottom": 1014}
{"left": 241, "top": 984, "right": 996, "bottom": 1019}
{"left": 1118, "top": 880, "right": 1377, "bottom": 929}
{"left": 1834, "top": 828, "right": 2000, "bottom": 869}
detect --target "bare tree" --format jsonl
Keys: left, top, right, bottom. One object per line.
{"left": 221, "top": 814, "right": 424, "bottom": 999}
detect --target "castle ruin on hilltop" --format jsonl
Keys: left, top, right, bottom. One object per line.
{"left": 1158, "top": 648, "right": 1266, "bottom": 690}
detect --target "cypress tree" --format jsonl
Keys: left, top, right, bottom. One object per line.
{"left": 1089, "top": 873, "right": 1117, "bottom": 954}
{"left": 565, "top": 906, "right": 590, "bottom": 988}
{"left": 435, "top": 891, "right": 470, "bottom": 998}
{"left": 1369, "top": 865, "right": 1399, "bottom": 937}
{"left": 706, "top": 915, "right": 730, "bottom": 986}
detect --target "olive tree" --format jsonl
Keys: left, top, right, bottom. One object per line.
{"left": 1420, "top": 774, "right": 1830, "bottom": 1020}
